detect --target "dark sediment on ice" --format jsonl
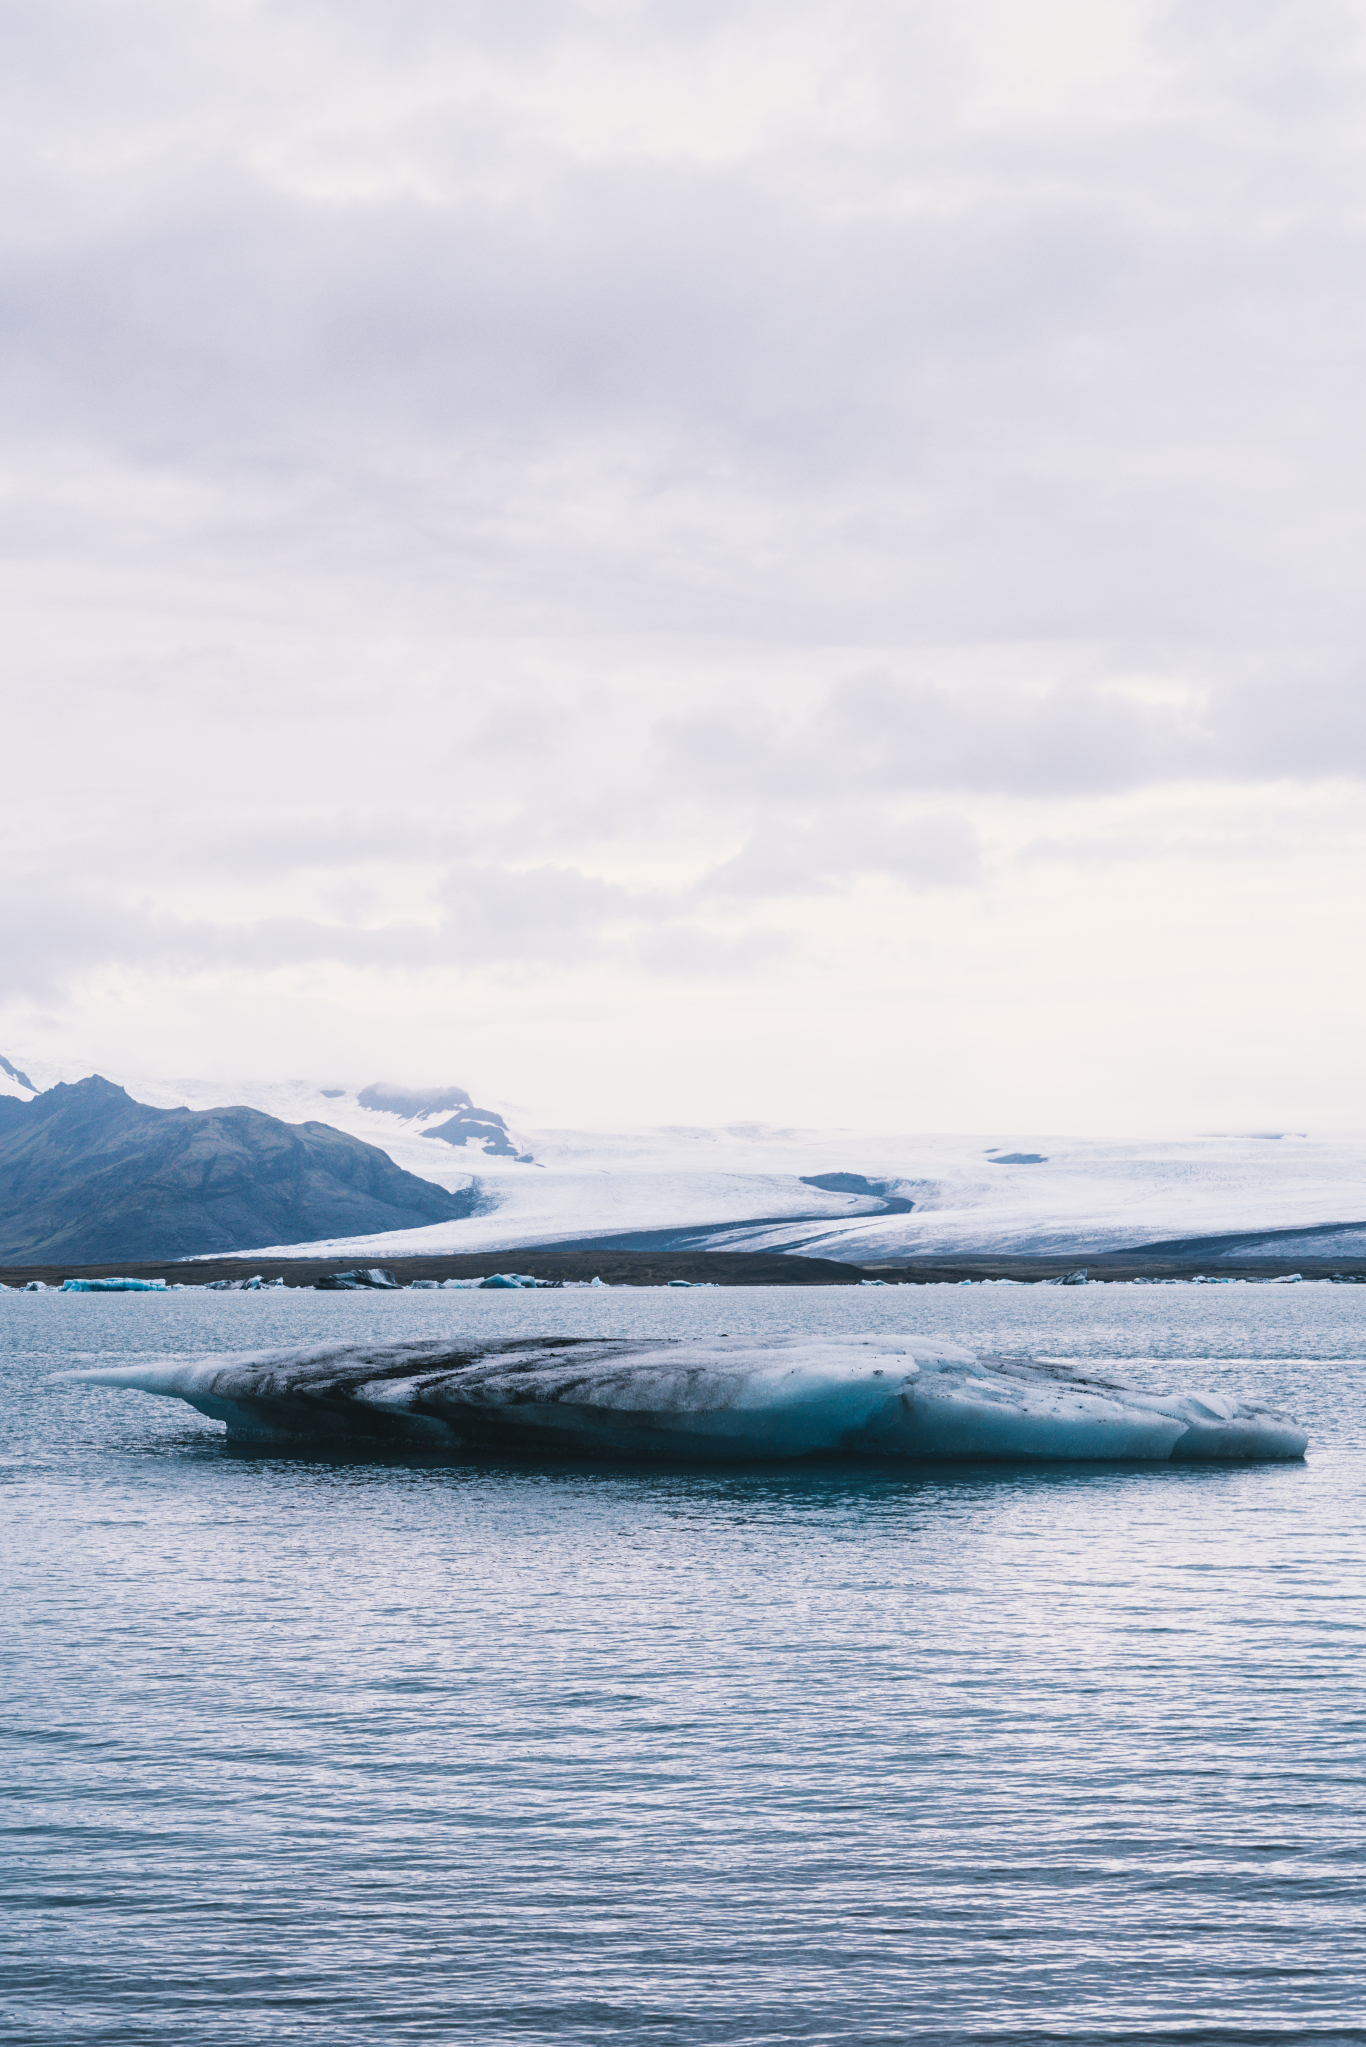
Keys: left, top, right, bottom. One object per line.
{"left": 69, "top": 1334, "right": 1310, "bottom": 1462}
{"left": 3, "top": 1223, "right": 1365, "bottom": 1293}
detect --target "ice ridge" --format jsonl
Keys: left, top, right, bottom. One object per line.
{"left": 66, "top": 1336, "right": 1308, "bottom": 1463}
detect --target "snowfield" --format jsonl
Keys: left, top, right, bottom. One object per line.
{"left": 6, "top": 1056, "right": 1365, "bottom": 1262}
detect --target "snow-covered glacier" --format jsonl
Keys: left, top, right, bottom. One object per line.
{"left": 8, "top": 1051, "right": 1365, "bottom": 1264}
{"left": 190, "top": 1126, "right": 1366, "bottom": 1268}
{"left": 69, "top": 1335, "right": 1307, "bottom": 1462}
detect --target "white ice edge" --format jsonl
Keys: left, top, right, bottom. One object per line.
{"left": 63, "top": 1334, "right": 1308, "bottom": 1462}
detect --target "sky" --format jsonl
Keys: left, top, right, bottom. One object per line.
{"left": 3, "top": 0, "right": 1364, "bottom": 1133}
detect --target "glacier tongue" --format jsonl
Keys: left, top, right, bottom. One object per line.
{"left": 67, "top": 1335, "right": 1308, "bottom": 1463}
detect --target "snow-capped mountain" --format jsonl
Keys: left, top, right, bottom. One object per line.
{"left": 0, "top": 1056, "right": 37, "bottom": 1102}
{"left": 354, "top": 1083, "right": 533, "bottom": 1160}
{"left": 3, "top": 1060, "right": 536, "bottom": 1193}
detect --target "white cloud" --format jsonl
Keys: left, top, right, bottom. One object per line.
{"left": 699, "top": 812, "right": 982, "bottom": 897}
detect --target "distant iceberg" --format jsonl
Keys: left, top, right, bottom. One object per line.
{"left": 60, "top": 1276, "right": 167, "bottom": 1292}
{"left": 67, "top": 1335, "right": 1307, "bottom": 1463}
{"left": 312, "top": 1268, "right": 402, "bottom": 1291}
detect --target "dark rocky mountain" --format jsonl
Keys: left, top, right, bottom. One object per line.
{"left": 0, "top": 1076, "right": 478, "bottom": 1266}
{"left": 357, "top": 1079, "right": 533, "bottom": 1161}
{"left": 422, "top": 1106, "right": 528, "bottom": 1159}
{"left": 357, "top": 1082, "right": 473, "bottom": 1118}
{"left": 799, "top": 1172, "right": 915, "bottom": 1215}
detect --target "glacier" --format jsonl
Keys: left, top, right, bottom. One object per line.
{"left": 192, "top": 1125, "right": 1366, "bottom": 1271}
{"left": 7, "top": 1052, "right": 1366, "bottom": 1268}
{"left": 67, "top": 1335, "right": 1307, "bottom": 1463}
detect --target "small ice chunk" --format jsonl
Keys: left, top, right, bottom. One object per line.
{"left": 60, "top": 1277, "right": 167, "bottom": 1292}
{"left": 314, "top": 1268, "right": 401, "bottom": 1291}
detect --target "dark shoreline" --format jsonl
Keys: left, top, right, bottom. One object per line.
{"left": 3, "top": 1243, "right": 1364, "bottom": 1290}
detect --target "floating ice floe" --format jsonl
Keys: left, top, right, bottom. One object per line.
{"left": 66, "top": 1334, "right": 1308, "bottom": 1464}
{"left": 60, "top": 1277, "right": 168, "bottom": 1292}
{"left": 313, "top": 1268, "right": 402, "bottom": 1291}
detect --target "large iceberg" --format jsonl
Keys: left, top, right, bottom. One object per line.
{"left": 67, "top": 1335, "right": 1307, "bottom": 1463}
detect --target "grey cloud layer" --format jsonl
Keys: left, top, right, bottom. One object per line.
{"left": 1, "top": 861, "right": 794, "bottom": 999}
{"left": 5, "top": 0, "right": 1366, "bottom": 1023}
{"left": 10, "top": 165, "right": 1361, "bottom": 650}
{"left": 659, "top": 665, "right": 1366, "bottom": 801}
{"left": 6, "top": 796, "right": 987, "bottom": 997}
{"left": 6, "top": 1, "right": 1366, "bottom": 658}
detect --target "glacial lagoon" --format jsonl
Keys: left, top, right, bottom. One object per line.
{"left": 4, "top": 1281, "right": 1364, "bottom": 2043}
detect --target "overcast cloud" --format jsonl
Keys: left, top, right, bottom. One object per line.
{"left": 2, "top": 0, "right": 1364, "bottom": 1131}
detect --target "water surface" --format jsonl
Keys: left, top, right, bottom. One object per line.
{"left": 4, "top": 1285, "right": 1364, "bottom": 2044}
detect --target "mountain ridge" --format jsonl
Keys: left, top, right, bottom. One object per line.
{"left": 0, "top": 1076, "right": 480, "bottom": 1264}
